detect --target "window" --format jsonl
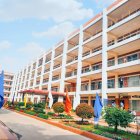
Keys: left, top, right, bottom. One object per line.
{"left": 127, "top": 54, "right": 138, "bottom": 62}
{"left": 128, "top": 76, "right": 140, "bottom": 87}
{"left": 108, "top": 79, "right": 115, "bottom": 88}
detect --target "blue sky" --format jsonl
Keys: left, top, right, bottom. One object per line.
{"left": 0, "top": 0, "right": 115, "bottom": 73}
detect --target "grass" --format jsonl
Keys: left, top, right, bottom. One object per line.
{"left": 64, "top": 121, "right": 140, "bottom": 140}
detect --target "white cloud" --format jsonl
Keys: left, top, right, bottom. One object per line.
{"left": 0, "top": 40, "right": 11, "bottom": 50}
{"left": 94, "top": 0, "right": 116, "bottom": 9}
{"left": 0, "top": 0, "right": 93, "bottom": 22}
{"left": 19, "top": 42, "right": 45, "bottom": 58}
{"left": 33, "top": 22, "right": 76, "bottom": 39}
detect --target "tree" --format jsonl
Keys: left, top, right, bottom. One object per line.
{"left": 76, "top": 103, "right": 94, "bottom": 123}
{"left": 103, "top": 107, "right": 134, "bottom": 132}
{"left": 53, "top": 102, "right": 65, "bottom": 114}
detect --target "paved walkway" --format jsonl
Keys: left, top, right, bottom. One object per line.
{"left": 0, "top": 109, "right": 91, "bottom": 140}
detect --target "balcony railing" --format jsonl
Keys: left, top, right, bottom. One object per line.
{"left": 108, "top": 8, "right": 140, "bottom": 28}
{"left": 44, "top": 68, "right": 50, "bottom": 73}
{"left": 67, "top": 56, "right": 78, "bottom": 64}
{"left": 65, "top": 70, "right": 77, "bottom": 78}
{"left": 52, "top": 76, "right": 59, "bottom": 81}
{"left": 53, "top": 64, "right": 61, "bottom": 69}
{"left": 51, "top": 88, "right": 58, "bottom": 92}
{"left": 83, "top": 30, "right": 102, "bottom": 42}
{"left": 108, "top": 28, "right": 140, "bottom": 47}
{"left": 118, "top": 52, "right": 140, "bottom": 65}
{"left": 82, "top": 46, "right": 102, "bottom": 58}
{"left": 45, "top": 58, "right": 51, "bottom": 63}
{"left": 82, "top": 64, "right": 102, "bottom": 74}
{"left": 43, "top": 79, "right": 49, "bottom": 83}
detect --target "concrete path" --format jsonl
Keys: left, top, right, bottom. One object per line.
{"left": 0, "top": 109, "right": 91, "bottom": 140}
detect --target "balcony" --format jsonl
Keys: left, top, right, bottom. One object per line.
{"left": 37, "top": 72, "right": 41, "bottom": 76}
{"left": 108, "top": 51, "right": 140, "bottom": 72}
{"left": 43, "top": 78, "right": 49, "bottom": 83}
{"left": 53, "top": 64, "right": 61, "bottom": 70}
{"left": 108, "top": 28, "right": 140, "bottom": 47}
{"left": 67, "top": 56, "right": 78, "bottom": 64}
{"left": 65, "top": 70, "right": 77, "bottom": 78}
{"left": 108, "top": 8, "right": 140, "bottom": 28}
{"left": 51, "top": 88, "right": 59, "bottom": 92}
{"left": 82, "top": 63, "right": 102, "bottom": 74}
{"left": 36, "top": 81, "right": 40, "bottom": 85}
{"left": 45, "top": 58, "right": 51, "bottom": 63}
{"left": 44, "top": 68, "right": 50, "bottom": 73}
{"left": 52, "top": 76, "right": 59, "bottom": 81}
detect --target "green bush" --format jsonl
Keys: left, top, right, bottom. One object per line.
{"left": 47, "top": 112, "right": 55, "bottom": 116}
{"left": 24, "top": 110, "right": 36, "bottom": 115}
{"left": 26, "top": 102, "right": 33, "bottom": 110}
{"left": 34, "top": 102, "right": 45, "bottom": 109}
{"left": 53, "top": 102, "right": 65, "bottom": 114}
{"left": 76, "top": 103, "right": 94, "bottom": 123}
{"left": 103, "top": 107, "right": 134, "bottom": 132}
{"left": 38, "top": 113, "right": 48, "bottom": 119}
{"left": 34, "top": 107, "right": 45, "bottom": 114}
{"left": 17, "top": 102, "right": 24, "bottom": 107}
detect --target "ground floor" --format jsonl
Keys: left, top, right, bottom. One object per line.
{"left": 11, "top": 92, "right": 140, "bottom": 113}
{"left": 0, "top": 108, "right": 90, "bottom": 140}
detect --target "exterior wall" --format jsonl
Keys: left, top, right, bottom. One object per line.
{"left": 3, "top": 72, "right": 14, "bottom": 100}
{"left": 10, "top": 0, "right": 140, "bottom": 110}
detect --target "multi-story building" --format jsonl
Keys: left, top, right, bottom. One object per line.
{"left": 3, "top": 72, "right": 14, "bottom": 100}
{"left": 10, "top": 0, "right": 140, "bottom": 111}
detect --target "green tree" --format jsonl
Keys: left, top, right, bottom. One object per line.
{"left": 53, "top": 102, "right": 65, "bottom": 114}
{"left": 103, "top": 107, "right": 134, "bottom": 132}
{"left": 76, "top": 103, "right": 94, "bottom": 123}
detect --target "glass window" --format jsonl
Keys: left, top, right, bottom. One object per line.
{"left": 127, "top": 54, "right": 138, "bottom": 62}
{"left": 108, "top": 79, "right": 115, "bottom": 88}
{"left": 91, "top": 82, "right": 95, "bottom": 90}
{"left": 128, "top": 76, "right": 140, "bottom": 87}
{"left": 118, "top": 58, "right": 123, "bottom": 64}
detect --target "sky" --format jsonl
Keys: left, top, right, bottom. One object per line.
{"left": 0, "top": 0, "right": 115, "bottom": 73}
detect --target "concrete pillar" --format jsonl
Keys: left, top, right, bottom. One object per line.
{"left": 33, "top": 57, "right": 39, "bottom": 88}
{"left": 102, "top": 9, "right": 108, "bottom": 106}
{"left": 59, "top": 38, "right": 68, "bottom": 102}
{"left": 73, "top": 25, "right": 83, "bottom": 110}
{"left": 48, "top": 48, "right": 55, "bottom": 108}
{"left": 115, "top": 74, "right": 118, "bottom": 88}
{"left": 88, "top": 95, "right": 91, "bottom": 106}
{"left": 115, "top": 55, "right": 118, "bottom": 65}
{"left": 39, "top": 54, "right": 46, "bottom": 90}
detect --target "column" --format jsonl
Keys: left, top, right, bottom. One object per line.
{"left": 48, "top": 48, "right": 55, "bottom": 108}
{"left": 115, "top": 74, "right": 118, "bottom": 88}
{"left": 102, "top": 9, "right": 108, "bottom": 105}
{"left": 33, "top": 57, "right": 39, "bottom": 88}
{"left": 88, "top": 95, "right": 91, "bottom": 106}
{"left": 73, "top": 25, "right": 83, "bottom": 110}
{"left": 59, "top": 38, "right": 68, "bottom": 102}
{"left": 39, "top": 54, "right": 46, "bottom": 90}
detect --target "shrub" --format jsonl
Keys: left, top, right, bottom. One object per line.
{"left": 53, "top": 102, "right": 65, "bottom": 114}
{"left": 38, "top": 113, "right": 48, "bottom": 119}
{"left": 26, "top": 102, "right": 33, "bottom": 110}
{"left": 17, "top": 102, "right": 24, "bottom": 107}
{"left": 76, "top": 103, "right": 94, "bottom": 123}
{"left": 34, "top": 107, "right": 45, "bottom": 114}
{"left": 24, "top": 110, "right": 36, "bottom": 115}
{"left": 103, "top": 107, "right": 134, "bottom": 132}
{"left": 47, "top": 112, "right": 55, "bottom": 116}
{"left": 34, "top": 102, "right": 45, "bottom": 109}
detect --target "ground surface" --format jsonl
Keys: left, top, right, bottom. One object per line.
{"left": 0, "top": 109, "right": 91, "bottom": 140}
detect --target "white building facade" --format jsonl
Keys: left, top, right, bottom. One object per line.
{"left": 10, "top": 0, "right": 140, "bottom": 111}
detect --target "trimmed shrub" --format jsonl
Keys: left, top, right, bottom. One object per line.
{"left": 76, "top": 103, "right": 94, "bottom": 123}
{"left": 24, "top": 110, "right": 36, "bottom": 115}
{"left": 17, "top": 102, "right": 24, "bottom": 107}
{"left": 47, "top": 112, "right": 55, "bottom": 116}
{"left": 103, "top": 107, "right": 134, "bottom": 132}
{"left": 26, "top": 102, "right": 33, "bottom": 110}
{"left": 34, "top": 107, "right": 45, "bottom": 114}
{"left": 34, "top": 102, "right": 45, "bottom": 109}
{"left": 38, "top": 113, "right": 48, "bottom": 119}
{"left": 53, "top": 102, "right": 65, "bottom": 114}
